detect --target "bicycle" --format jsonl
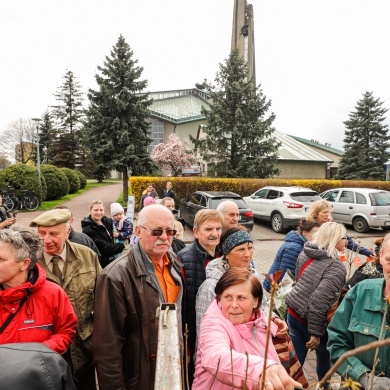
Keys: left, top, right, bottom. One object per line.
{"left": 1, "top": 187, "right": 40, "bottom": 211}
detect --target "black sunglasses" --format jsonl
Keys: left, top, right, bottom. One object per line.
{"left": 139, "top": 226, "right": 177, "bottom": 236}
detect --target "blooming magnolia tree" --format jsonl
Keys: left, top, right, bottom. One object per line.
{"left": 151, "top": 133, "right": 195, "bottom": 176}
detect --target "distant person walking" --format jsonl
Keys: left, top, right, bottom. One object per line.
{"left": 81, "top": 199, "right": 125, "bottom": 268}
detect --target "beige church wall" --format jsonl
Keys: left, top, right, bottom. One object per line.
{"left": 276, "top": 161, "right": 328, "bottom": 179}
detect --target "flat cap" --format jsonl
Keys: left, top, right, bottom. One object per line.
{"left": 30, "top": 209, "right": 72, "bottom": 227}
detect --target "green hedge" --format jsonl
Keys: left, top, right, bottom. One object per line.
{"left": 0, "top": 164, "right": 47, "bottom": 200}
{"left": 60, "top": 168, "right": 80, "bottom": 194}
{"left": 130, "top": 176, "right": 390, "bottom": 209}
{"left": 75, "top": 170, "right": 87, "bottom": 189}
{"left": 41, "top": 165, "right": 70, "bottom": 200}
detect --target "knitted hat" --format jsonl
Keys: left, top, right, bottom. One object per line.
{"left": 143, "top": 196, "right": 156, "bottom": 207}
{"left": 110, "top": 202, "right": 124, "bottom": 216}
{"left": 222, "top": 230, "right": 253, "bottom": 256}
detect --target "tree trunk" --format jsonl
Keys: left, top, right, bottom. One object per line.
{"left": 122, "top": 165, "right": 129, "bottom": 204}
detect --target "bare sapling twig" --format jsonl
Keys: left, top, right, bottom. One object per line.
{"left": 317, "top": 337, "right": 390, "bottom": 389}
{"left": 231, "top": 346, "right": 234, "bottom": 390}
{"left": 344, "top": 238, "right": 361, "bottom": 281}
{"left": 369, "top": 297, "right": 390, "bottom": 390}
{"left": 184, "top": 324, "right": 190, "bottom": 390}
{"left": 208, "top": 356, "right": 221, "bottom": 390}
{"left": 243, "top": 352, "right": 249, "bottom": 390}
{"left": 260, "top": 271, "right": 282, "bottom": 390}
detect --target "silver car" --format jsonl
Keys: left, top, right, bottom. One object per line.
{"left": 320, "top": 187, "right": 390, "bottom": 233}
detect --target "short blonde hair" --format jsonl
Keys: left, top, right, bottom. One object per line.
{"left": 313, "top": 222, "right": 346, "bottom": 259}
{"left": 306, "top": 200, "right": 332, "bottom": 223}
{"left": 89, "top": 199, "right": 104, "bottom": 211}
{"left": 193, "top": 209, "right": 223, "bottom": 229}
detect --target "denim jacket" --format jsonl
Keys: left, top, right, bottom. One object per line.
{"left": 327, "top": 278, "right": 390, "bottom": 381}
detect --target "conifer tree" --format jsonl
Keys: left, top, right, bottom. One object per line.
{"left": 337, "top": 91, "right": 390, "bottom": 180}
{"left": 51, "top": 70, "right": 85, "bottom": 169}
{"left": 38, "top": 111, "right": 56, "bottom": 164}
{"left": 192, "top": 50, "right": 280, "bottom": 178}
{"left": 85, "top": 35, "right": 154, "bottom": 200}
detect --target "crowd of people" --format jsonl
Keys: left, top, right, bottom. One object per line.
{"left": 0, "top": 184, "right": 389, "bottom": 390}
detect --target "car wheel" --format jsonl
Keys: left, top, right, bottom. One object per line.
{"left": 352, "top": 217, "right": 369, "bottom": 233}
{"left": 271, "top": 212, "right": 284, "bottom": 233}
{"left": 382, "top": 226, "right": 390, "bottom": 231}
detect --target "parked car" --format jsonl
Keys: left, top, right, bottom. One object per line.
{"left": 243, "top": 186, "right": 321, "bottom": 233}
{"left": 320, "top": 187, "right": 390, "bottom": 233}
{"left": 179, "top": 191, "right": 254, "bottom": 231}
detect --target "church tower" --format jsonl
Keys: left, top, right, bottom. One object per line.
{"left": 231, "top": 0, "right": 256, "bottom": 86}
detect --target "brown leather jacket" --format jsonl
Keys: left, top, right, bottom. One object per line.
{"left": 93, "top": 243, "right": 184, "bottom": 390}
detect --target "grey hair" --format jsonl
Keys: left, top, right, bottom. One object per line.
{"left": 312, "top": 222, "right": 346, "bottom": 259}
{"left": 216, "top": 200, "right": 238, "bottom": 214}
{"left": 1, "top": 225, "right": 43, "bottom": 269}
{"left": 138, "top": 204, "right": 173, "bottom": 226}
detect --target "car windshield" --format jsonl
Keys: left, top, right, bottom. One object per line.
{"left": 370, "top": 192, "right": 390, "bottom": 206}
{"left": 210, "top": 198, "right": 248, "bottom": 209}
{"left": 290, "top": 192, "right": 321, "bottom": 202}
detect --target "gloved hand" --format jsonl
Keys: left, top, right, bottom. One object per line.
{"left": 359, "top": 374, "right": 390, "bottom": 389}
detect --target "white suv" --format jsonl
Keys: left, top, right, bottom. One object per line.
{"left": 243, "top": 186, "right": 321, "bottom": 233}
{"left": 320, "top": 187, "right": 390, "bottom": 232}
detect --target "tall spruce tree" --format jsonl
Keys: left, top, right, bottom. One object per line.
{"left": 85, "top": 35, "right": 154, "bottom": 199}
{"left": 192, "top": 50, "right": 280, "bottom": 178}
{"left": 51, "top": 70, "right": 85, "bottom": 169}
{"left": 337, "top": 91, "right": 390, "bottom": 180}
{"left": 38, "top": 111, "right": 56, "bottom": 164}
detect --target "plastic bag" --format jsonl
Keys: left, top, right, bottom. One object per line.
{"left": 274, "top": 269, "right": 296, "bottom": 320}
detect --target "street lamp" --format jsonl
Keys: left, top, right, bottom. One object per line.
{"left": 32, "top": 118, "right": 42, "bottom": 183}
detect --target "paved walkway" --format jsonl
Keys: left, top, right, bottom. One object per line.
{"left": 16, "top": 182, "right": 123, "bottom": 230}
{"left": 16, "top": 182, "right": 382, "bottom": 389}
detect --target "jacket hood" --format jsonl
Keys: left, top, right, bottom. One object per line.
{"left": 303, "top": 241, "right": 329, "bottom": 261}
{"left": 205, "top": 257, "right": 224, "bottom": 280}
{"left": 0, "top": 264, "right": 46, "bottom": 303}
{"left": 285, "top": 230, "right": 305, "bottom": 245}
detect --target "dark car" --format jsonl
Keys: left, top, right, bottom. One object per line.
{"left": 179, "top": 191, "right": 254, "bottom": 231}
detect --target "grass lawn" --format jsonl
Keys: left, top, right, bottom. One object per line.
{"left": 37, "top": 180, "right": 121, "bottom": 211}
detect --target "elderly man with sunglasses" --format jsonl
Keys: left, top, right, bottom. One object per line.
{"left": 93, "top": 204, "right": 184, "bottom": 390}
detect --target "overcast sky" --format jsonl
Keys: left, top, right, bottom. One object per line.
{"left": 1, "top": 0, "right": 390, "bottom": 151}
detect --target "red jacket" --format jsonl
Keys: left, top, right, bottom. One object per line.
{"left": 0, "top": 264, "right": 78, "bottom": 354}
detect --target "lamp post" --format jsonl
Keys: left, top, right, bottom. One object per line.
{"left": 32, "top": 118, "right": 42, "bottom": 183}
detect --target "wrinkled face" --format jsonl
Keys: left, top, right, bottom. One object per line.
{"left": 380, "top": 240, "right": 390, "bottom": 282}
{"left": 193, "top": 220, "right": 222, "bottom": 250}
{"left": 222, "top": 204, "right": 240, "bottom": 228}
{"left": 135, "top": 209, "right": 174, "bottom": 262}
{"left": 113, "top": 212, "right": 123, "bottom": 222}
{"left": 37, "top": 223, "right": 70, "bottom": 256}
{"left": 317, "top": 208, "right": 331, "bottom": 224}
{"left": 0, "top": 241, "right": 30, "bottom": 289}
{"left": 226, "top": 242, "right": 254, "bottom": 268}
{"left": 336, "top": 236, "right": 348, "bottom": 252}
{"left": 91, "top": 204, "right": 104, "bottom": 222}
{"left": 220, "top": 281, "right": 258, "bottom": 325}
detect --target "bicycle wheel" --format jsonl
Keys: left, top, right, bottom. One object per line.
{"left": 23, "top": 196, "right": 40, "bottom": 211}
{"left": 3, "top": 195, "right": 15, "bottom": 212}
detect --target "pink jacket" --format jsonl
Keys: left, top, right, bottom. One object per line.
{"left": 193, "top": 300, "right": 280, "bottom": 389}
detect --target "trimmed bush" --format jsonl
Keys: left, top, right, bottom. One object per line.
{"left": 60, "top": 168, "right": 80, "bottom": 194}
{"left": 75, "top": 170, "right": 87, "bottom": 189}
{"left": 130, "top": 176, "right": 390, "bottom": 209}
{"left": 41, "top": 165, "right": 70, "bottom": 200}
{"left": 0, "top": 164, "right": 47, "bottom": 201}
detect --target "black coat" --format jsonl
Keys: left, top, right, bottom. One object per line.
{"left": 0, "top": 343, "right": 76, "bottom": 390}
{"left": 81, "top": 215, "right": 125, "bottom": 268}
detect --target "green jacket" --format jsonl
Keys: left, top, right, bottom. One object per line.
{"left": 38, "top": 240, "right": 101, "bottom": 377}
{"left": 327, "top": 278, "right": 390, "bottom": 381}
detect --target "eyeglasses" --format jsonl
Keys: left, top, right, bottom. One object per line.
{"left": 139, "top": 226, "right": 177, "bottom": 236}
{"left": 340, "top": 236, "right": 348, "bottom": 241}
{"left": 227, "top": 212, "right": 241, "bottom": 220}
